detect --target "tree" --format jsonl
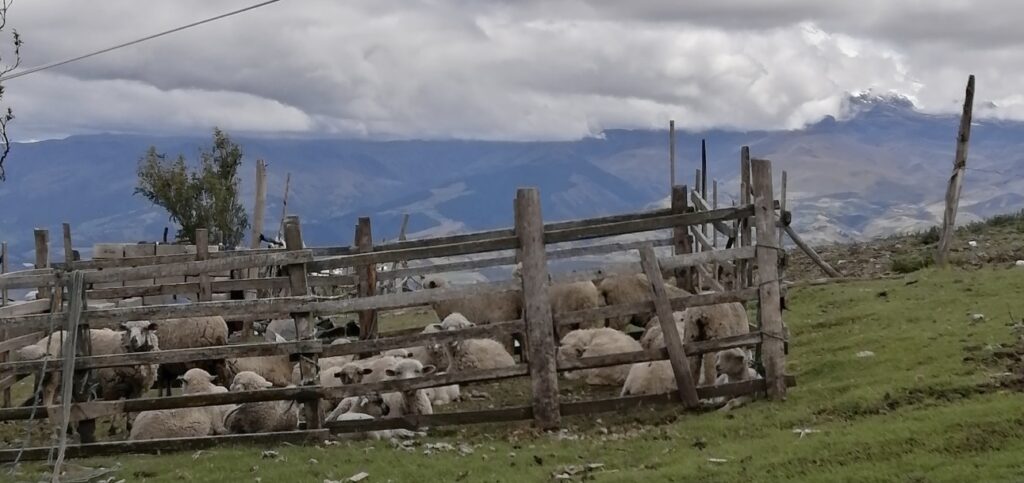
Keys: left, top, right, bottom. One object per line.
{"left": 135, "top": 128, "right": 250, "bottom": 246}
{"left": 0, "top": 0, "right": 22, "bottom": 182}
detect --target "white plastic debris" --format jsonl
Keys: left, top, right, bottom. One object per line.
{"left": 970, "top": 313, "right": 986, "bottom": 322}
{"left": 708, "top": 458, "right": 729, "bottom": 463}
{"left": 348, "top": 472, "right": 369, "bottom": 482}
{"left": 1015, "top": 260, "right": 1024, "bottom": 267}
{"left": 856, "top": 351, "right": 876, "bottom": 358}
{"left": 792, "top": 428, "right": 821, "bottom": 438}
{"left": 968, "top": 240, "right": 978, "bottom": 248}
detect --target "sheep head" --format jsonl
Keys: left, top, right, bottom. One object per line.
{"left": 335, "top": 362, "right": 373, "bottom": 385}
{"left": 714, "top": 348, "right": 750, "bottom": 379}
{"left": 230, "top": 371, "right": 273, "bottom": 391}
{"left": 384, "top": 359, "right": 435, "bottom": 380}
{"left": 120, "top": 320, "right": 159, "bottom": 352}
{"left": 557, "top": 329, "right": 594, "bottom": 362}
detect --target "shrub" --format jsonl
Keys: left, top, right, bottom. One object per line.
{"left": 891, "top": 255, "right": 933, "bottom": 274}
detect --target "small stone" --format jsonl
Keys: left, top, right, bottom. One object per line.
{"left": 970, "top": 313, "right": 986, "bottom": 322}
{"left": 348, "top": 472, "right": 370, "bottom": 482}
{"left": 856, "top": 351, "right": 875, "bottom": 358}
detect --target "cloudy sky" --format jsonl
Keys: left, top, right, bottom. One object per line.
{"left": 1, "top": 0, "right": 1015, "bottom": 141}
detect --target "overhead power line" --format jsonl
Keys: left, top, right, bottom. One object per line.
{"left": 0, "top": 0, "right": 283, "bottom": 82}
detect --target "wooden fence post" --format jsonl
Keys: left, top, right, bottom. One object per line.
{"left": 668, "top": 120, "right": 676, "bottom": 192}
{"left": 751, "top": 158, "right": 787, "bottom": 400}
{"left": 514, "top": 188, "right": 560, "bottom": 430}
{"left": 34, "top": 229, "right": 50, "bottom": 300}
{"left": 936, "top": 75, "right": 975, "bottom": 267}
{"left": 739, "top": 147, "right": 753, "bottom": 288}
{"left": 671, "top": 185, "right": 695, "bottom": 292}
{"left": 1, "top": 240, "right": 7, "bottom": 408}
{"left": 283, "top": 216, "right": 321, "bottom": 430}
{"left": 639, "top": 246, "right": 700, "bottom": 408}
{"left": 244, "top": 159, "right": 269, "bottom": 337}
{"left": 355, "top": 217, "right": 378, "bottom": 339}
{"left": 196, "top": 229, "right": 213, "bottom": 303}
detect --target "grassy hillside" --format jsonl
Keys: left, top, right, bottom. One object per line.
{"left": 8, "top": 267, "right": 1024, "bottom": 482}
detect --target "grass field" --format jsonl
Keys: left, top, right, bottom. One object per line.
{"left": 6, "top": 267, "right": 1024, "bottom": 482}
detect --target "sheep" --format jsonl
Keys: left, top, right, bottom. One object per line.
{"left": 511, "top": 263, "right": 605, "bottom": 332}
{"left": 676, "top": 301, "right": 751, "bottom": 389}
{"left": 154, "top": 316, "right": 229, "bottom": 396}
{"left": 550, "top": 280, "right": 605, "bottom": 332}
{"left": 129, "top": 368, "right": 229, "bottom": 440}
{"left": 380, "top": 359, "right": 436, "bottom": 417}
{"left": 421, "top": 275, "right": 521, "bottom": 352}
{"left": 326, "top": 393, "right": 420, "bottom": 441}
{"left": 224, "top": 371, "right": 299, "bottom": 434}
{"left": 639, "top": 312, "right": 687, "bottom": 351}
{"left": 621, "top": 361, "right": 675, "bottom": 396}
{"left": 220, "top": 354, "right": 294, "bottom": 387}
{"left": 19, "top": 322, "right": 159, "bottom": 437}
{"left": 442, "top": 336, "right": 515, "bottom": 372}
{"left": 598, "top": 274, "right": 690, "bottom": 330}
{"left": 712, "top": 348, "right": 761, "bottom": 412}
{"left": 557, "top": 328, "right": 641, "bottom": 386}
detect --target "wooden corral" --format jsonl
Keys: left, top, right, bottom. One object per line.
{"left": 0, "top": 156, "right": 793, "bottom": 462}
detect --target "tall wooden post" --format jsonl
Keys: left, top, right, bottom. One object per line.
{"left": 34, "top": 229, "right": 50, "bottom": 300}
{"left": 700, "top": 139, "right": 708, "bottom": 201}
{"left": 936, "top": 75, "right": 975, "bottom": 267}
{"left": 515, "top": 188, "right": 560, "bottom": 430}
{"left": 243, "top": 159, "right": 269, "bottom": 337}
{"left": 355, "top": 217, "right": 378, "bottom": 339}
{"left": 671, "top": 185, "right": 695, "bottom": 292}
{"left": 668, "top": 120, "right": 676, "bottom": 193}
{"left": 739, "top": 147, "right": 753, "bottom": 288}
{"left": 1, "top": 241, "right": 7, "bottom": 408}
{"left": 196, "top": 229, "right": 213, "bottom": 302}
{"left": 751, "top": 158, "right": 787, "bottom": 400}
{"left": 283, "top": 216, "right": 321, "bottom": 430}
{"left": 61, "top": 224, "right": 74, "bottom": 271}
{"left": 1, "top": 241, "right": 7, "bottom": 306}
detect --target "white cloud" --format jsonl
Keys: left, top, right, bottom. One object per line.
{"left": 1, "top": 0, "right": 1017, "bottom": 141}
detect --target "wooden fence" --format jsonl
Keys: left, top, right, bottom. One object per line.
{"left": 0, "top": 157, "right": 792, "bottom": 462}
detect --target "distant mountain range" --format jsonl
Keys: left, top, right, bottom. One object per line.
{"left": 2, "top": 94, "right": 1022, "bottom": 268}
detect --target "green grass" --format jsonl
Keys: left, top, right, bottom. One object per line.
{"left": 8, "top": 268, "right": 1024, "bottom": 482}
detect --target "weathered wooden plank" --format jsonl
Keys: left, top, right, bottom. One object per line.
{"left": 196, "top": 230, "right": 213, "bottom": 302}
{"left": 784, "top": 225, "right": 841, "bottom": 278}
{"left": 559, "top": 376, "right": 796, "bottom": 416}
{"left": 639, "top": 246, "right": 699, "bottom": 408}
{"left": 0, "top": 299, "right": 50, "bottom": 317}
{"left": 557, "top": 332, "right": 763, "bottom": 372}
{"left": 0, "top": 430, "right": 330, "bottom": 462}
{"left": 322, "top": 364, "right": 528, "bottom": 401}
{"left": 307, "top": 274, "right": 358, "bottom": 287}
{"left": 322, "top": 320, "right": 525, "bottom": 358}
{"left": 671, "top": 184, "right": 696, "bottom": 292}
{"left": 545, "top": 205, "right": 754, "bottom": 246}
{"left": 308, "top": 237, "right": 519, "bottom": 272}
{"left": 82, "top": 250, "right": 313, "bottom": 284}
{"left": 554, "top": 288, "right": 759, "bottom": 327}
{"left": 690, "top": 189, "right": 738, "bottom": 239}
{"left": 751, "top": 158, "right": 787, "bottom": 401}
{"left": 516, "top": 188, "right": 561, "bottom": 430}
{"left": 51, "top": 248, "right": 291, "bottom": 271}
{"left": 0, "top": 331, "right": 44, "bottom": 354}
{"left": 1, "top": 340, "right": 323, "bottom": 375}
{"left": 34, "top": 229, "right": 51, "bottom": 300}
{"left": 87, "top": 277, "right": 291, "bottom": 300}
{"left": 0, "top": 271, "right": 61, "bottom": 290}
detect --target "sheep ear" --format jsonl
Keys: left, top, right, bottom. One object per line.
{"left": 118, "top": 322, "right": 129, "bottom": 330}
{"left": 385, "top": 369, "right": 397, "bottom": 377}
{"left": 147, "top": 322, "right": 159, "bottom": 331}
{"left": 206, "top": 373, "right": 217, "bottom": 382}
{"left": 360, "top": 368, "right": 374, "bottom": 375}
{"left": 422, "top": 365, "right": 436, "bottom": 375}
{"left": 260, "top": 380, "right": 273, "bottom": 388}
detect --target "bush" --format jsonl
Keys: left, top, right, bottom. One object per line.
{"left": 135, "top": 128, "right": 249, "bottom": 246}
{"left": 891, "top": 255, "right": 933, "bottom": 274}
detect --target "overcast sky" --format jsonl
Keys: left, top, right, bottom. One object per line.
{"left": 2, "top": 0, "right": 1017, "bottom": 141}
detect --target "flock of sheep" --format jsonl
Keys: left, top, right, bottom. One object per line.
{"left": 12, "top": 263, "right": 762, "bottom": 442}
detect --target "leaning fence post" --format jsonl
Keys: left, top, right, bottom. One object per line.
{"left": 355, "top": 217, "right": 378, "bottom": 339}
{"left": 638, "top": 246, "right": 700, "bottom": 408}
{"left": 1, "top": 240, "right": 8, "bottom": 407}
{"left": 514, "top": 187, "right": 560, "bottom": 430}
{"left": 283, "top": 216, "right": 322, "bottom": 430}
{"left": 751, "top": 158, "right": 787, "bottom": 400}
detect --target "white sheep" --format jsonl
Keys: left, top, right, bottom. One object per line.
{"left": 326, "top": 393, "right": 419, "bottom": 441}
{"left": 155, "top": 316, "right": 229, "bottom": 396}
{"left": 221, "top": 354, "right": 295, "bottom": 387}
{"left": 511, "top": 263, "right": 604, "bottom": 331}
{"left": 621, "top": 360, "right": 676, "bottom": 396}
{"left": 421, "top": 275, "right": 521, "bottom": 352}
{"left": 557, "top": 328, "right": 641, "bottom": 386}
{"left": 676, "top": 301, "right": 751, "bottom": 389}
{"left": 129, "top": 368, "right": 229, "bottom": 440}
{"left": 712, "top": 348, "right": 761, "bottom": 412}
{"left": 380, "top": 358, "right": 436, "bottom": 417}
{"left": 224, "top": 371, "right": 299, "bottom": 434}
